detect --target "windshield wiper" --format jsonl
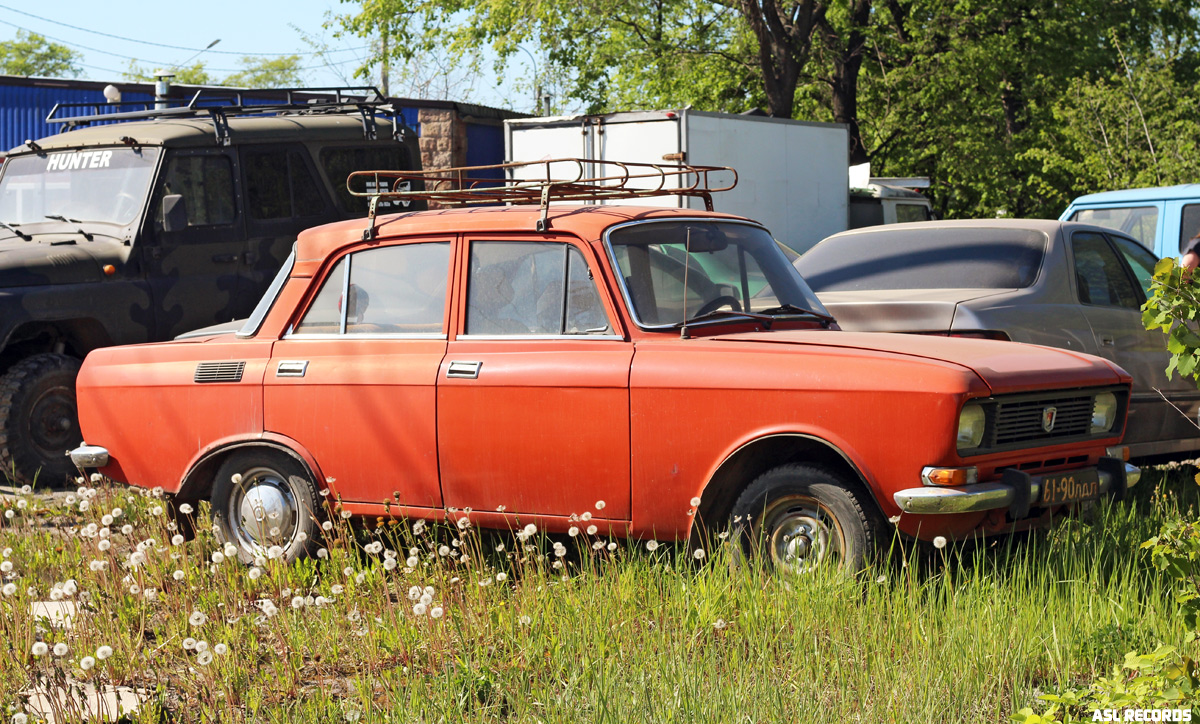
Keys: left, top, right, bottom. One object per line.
{"left": 675, "top": 309, "right": 779, "bottom": 338}
{"left": 44, "top": 215, "right": 94, "bottom": 241}
{"left": 758, "top": 303, "right": 836, "bottom": 327}
{"left": 0, "top": 223, "right": 31, "bottom": 241}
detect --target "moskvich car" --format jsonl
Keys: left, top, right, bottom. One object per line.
{"left": 71, "top": 161, "right": 1140, "bottom": 572}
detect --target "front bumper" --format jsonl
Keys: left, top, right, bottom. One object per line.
{"left": 69, "top": 444, "right": 109, "bottom": 469}
{"left": 893, "top": 458, "right": 1140, "bottom": 515}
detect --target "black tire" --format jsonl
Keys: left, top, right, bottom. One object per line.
{"left": 211, "top": 449, "right": 324, "bottom": 564}
{"left": 0, "top": 354, "right": 82, "bottom": 487}
{"left": 731, "top": 463, "right": 879, "bottom": 575}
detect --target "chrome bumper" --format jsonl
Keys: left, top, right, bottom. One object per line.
{"left": 893, "top": 459, "right": 1140, "bottom": 515}
{"left": 68, "top": 444, "right": 109, "bottom": 469}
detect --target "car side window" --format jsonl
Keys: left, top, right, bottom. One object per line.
{"left": 1110, "top": 235, "right": 1158, "bottom": 299}
{"left": 1071, "top": 232, "right": 1140, "bottom": 309}
{"left": 345, "top": 243, "right": 449, "bottom": 334}
{"left": 292, "top": 242, "right": 450, "bottom": 336}
{"left": 1180, "top": 204, "right": 1200, "bottom": 253}
{"left": 158, "top": 153, "right": 235, "bottom": 227}
{"left": 466, "top": 241, "right": 612, "bottom": 336}
{"left": 245, "top": 150, "right": 324, "bottom": 221}
{"left": 1070, "top": 206, "right": 1158, "bottom": 250}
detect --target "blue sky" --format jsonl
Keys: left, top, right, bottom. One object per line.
{"left": 0, "top": 0, "right": 520, "bottom": 109}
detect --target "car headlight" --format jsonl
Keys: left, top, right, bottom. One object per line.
{"left": 1091, "top": 392, "right": 1118, "bottom": 434}
{"left": 957, "top": 403, "right": 986, "bottom": 450}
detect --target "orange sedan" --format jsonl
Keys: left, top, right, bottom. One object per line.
{"left": 71, "top": 164, "right": 1139, "bottom": 572}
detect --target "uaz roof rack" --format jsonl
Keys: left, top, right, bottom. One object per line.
{"left": 45, "top": 86, "right": 404, "bottom": 145}
{"left": 349, "top": 158, "right": 738, "bottom": 238}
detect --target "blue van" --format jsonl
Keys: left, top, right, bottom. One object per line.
{"left": 1061, "top": 184, "right": 1200, "bottom": 259}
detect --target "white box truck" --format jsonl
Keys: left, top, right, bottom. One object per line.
{"left": 505, "top": 109, "right": 854, "bottom": 253}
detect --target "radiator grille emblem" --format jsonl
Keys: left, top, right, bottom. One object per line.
{"left": 1041, "top": 406, "right": 1058, "bottom": 432}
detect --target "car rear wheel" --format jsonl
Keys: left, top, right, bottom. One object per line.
{"left": 211, "top": 450, "right": 323, "bottom": 564}
{"left": 731, "top": 463, "right": 878, "bottom": 575}
{"left": 0, "top": 354, "right": 82, "bottom": 487}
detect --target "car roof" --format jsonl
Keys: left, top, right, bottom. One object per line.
{"left": 1068, "top": 184, "right": 1200, "bottom": 205}
{"left": 12, "top": 114, "right": 399, "bottom": 153}
{"left": 815, "top": 217, "right": 1135, "bottom": 245}
{"left": 293, "top": 204, "right": 754, "bottom": 268}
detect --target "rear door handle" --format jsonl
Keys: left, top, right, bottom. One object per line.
{"left": 212, "top": 253, "right": 238, "bottom": 263}
{"left": 1100, "top": 335, "right": 1115, "bottom": 348}
{"left": 446, "top": 360, "right": 482, "bottom": 379}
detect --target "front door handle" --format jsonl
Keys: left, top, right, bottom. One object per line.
{"left": 212, "top": 253, "right": 238, "bottom": 263}
{"left": 446, "top": 360, "right": 482, "bottom": 379}
{"left": 1100, "top": 335, "right": 1115, "bottom": 348}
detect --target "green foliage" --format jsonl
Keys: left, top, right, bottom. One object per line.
{"left": 222, "top": 56, "right": 306, "bottom": 89}
{"left": 0, "top": 30, "right": 80, "bottom": 78}
{"left": 123, "top": 60, "right": 214, "bottom": 86}
{"left": 1143, "top": 257, "right": 1200, "bottom": 382}
{"left": 1013, "top": 645, "right": 1200, "bottom": 722}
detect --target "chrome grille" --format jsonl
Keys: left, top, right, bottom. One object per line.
{"left": 194, "top": 361, "right": 246, "bottom": 383}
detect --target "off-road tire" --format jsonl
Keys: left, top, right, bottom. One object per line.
{"left": 211, "top": 449, "right": 325, "bottom": 564}
{"left": 731, "top": 463, "right": 880, "bottom": 575}
{"left": 0, "top": 354, "right": 83, "bottom": 487}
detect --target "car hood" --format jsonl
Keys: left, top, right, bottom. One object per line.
{"left": 815, "top": 288, "right": 1015, "bottom": 332}
{"left": 708, "top": 329, "right": 1127, "bottom": 395}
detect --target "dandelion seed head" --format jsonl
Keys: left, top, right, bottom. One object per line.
{"left": 188, "top": 610, "right": 207, "bottom": 627}
{"left": 197, "top": 650, "right": 213, "bottom": 665}
{"left": 382, "top": 558, "right": 397, "bottom": 571}
{"left": 95, "top": 645, "right": 112, "bottom": 660}
{"left": 413, "top": 602, "right": 427, "bottom": 616}
{"left": 586, "top": 525, "right": 598, "bottom": 535}
{"left": 607, "top": 542, "right": 617, "bottom": 552}
{"left": 101, "top": 514, "right": 113, "bottom": 526}
{"left": 172, "top": 570, "right": 185, "bottom": 581}
{"left": 495, "top": 572, "right": 507, "bottom": 582}
{"left": 331, "top": 584, "right": 344, "bottom": 595}
{"left": 248, "top": 567, "right": 262, "bottom": 580}
{"left": 268, "top": 527, "right": 281, "bottom": 537}
{"left": 80, "top": 655, "right": 95, "bottom": 671}
{"left": 592, "top": 541, "right": 604, "bottom": 550}
{"left": 646, "top": 540, "right": 660, "bottom": 552}
{"left": 933, "top": 536, "right": 947, "bottom": 550}
{"left": 194, "top": 640, "right": 208, "bottom": 653}
{"left": 693, "top": 548, "right": 706, "bottom": 560}
{"left": 888, "top": 515, "right": 901, "bottom": 524}
{"left": 340, "top": 509, "right": 352, "bottom": 519}
{"left": 430, "top": 606, "right": 444, "bottom": 619}
{"left": 2, "top": 583, "right": 15, "bottom": 596}
{"left": 317, "top": 548, "right": 329, "bottom": 559}
{"left": 267, "top": 545, "right": 284, "bottom": 560}
{"left": 214, "top": 643, "right": 228, "bottom": 655}
{"left": 223, "top": 543, "right": 238, "bottom": 558}
{"left": 519, "top": 615, "right": 532, "bottom": 626}
{"left": 31, "top": 641, "right": 49, "bottom": 656}
{"left": 211, "top": 552, "right": 225, "bottom": 565}
{"left": 178, "top": 503, "right": 194, "bottom": 515}
{"left": 322, "top": 520, "right": 333, "bottom": 531}
{"left": 52, "top": 642, "right": 68, "bottom": 657}
{"left": 580, "top": 512, "right": 591, "bottom": 521}
{"left": 712, "top": 619, "right": 727, "bottom": 630}
{"left": 405, "top": 556, "right": 418, "bottom": 568}
{"left": 291, "top": 596, "right": 305, "bottom": 609}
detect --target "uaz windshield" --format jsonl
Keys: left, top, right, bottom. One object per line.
{"left": 0, "top": 147, "right": 160, "bottom": 226}
{"left": 607, "top": 220, "right": 828, "bottom": 328}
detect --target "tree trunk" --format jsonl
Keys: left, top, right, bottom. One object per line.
{"left": 826, "top": 0, "right": 873, "bottom": 165}
{"left": 737, "top": 0, "right": 825, "bottom": 117}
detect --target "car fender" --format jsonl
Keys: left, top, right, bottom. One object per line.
{"left": 176, "top": 432, "right": 329, "bottom": 504}
{"left": 684, "top": 426, "right": 879, "bottom": 542}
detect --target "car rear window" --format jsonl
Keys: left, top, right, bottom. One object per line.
{"left": 796, "top": 227, "right": 1047, "bottom": 292}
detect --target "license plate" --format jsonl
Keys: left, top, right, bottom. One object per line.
{"left": 1039, "top": 469, "right": 1100, "bottom": 506}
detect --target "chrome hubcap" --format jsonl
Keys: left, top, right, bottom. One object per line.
{"left": 229, "top": 466, "right": 300, "bottom": 553}
{"left": 764, "top": 499, "right": 840, "bottom": 574}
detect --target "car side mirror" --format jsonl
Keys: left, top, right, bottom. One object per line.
{"left": 161, "top": 194, "right": 187, "bottom": 232}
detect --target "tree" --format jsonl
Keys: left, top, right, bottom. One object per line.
{"left": 222, "top": 56, "right": 305, "bottom": 88}
{"left": 124, "top": 60, "right": 214, "bottom": 86}
{"left": 0, "top": 30, "right": 80, "bottom": 78}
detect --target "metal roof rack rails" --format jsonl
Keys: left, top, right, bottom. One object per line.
{"left": 349, "top": 158, "right": 738, "bottom": 238}
{"left": 45, "top": 86, "right": 402, "bottom": 145}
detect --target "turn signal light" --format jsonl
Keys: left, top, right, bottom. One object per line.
{"left": 921, "top": 466, "right": 979, "bottom": 487}
{"left": 1105, "top": 446, "right": 1130, "bottom": 461}
{"left": 102, "top": 264, "right": 116, "bottom": 276}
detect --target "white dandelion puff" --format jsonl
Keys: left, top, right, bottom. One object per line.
{"left": 693, "top": 548, "right": 706, "bottom": 561}
{"left": 430, "top": 606, "right": 444, "bottom": 619}
{"left": 80, "top": 655, "right": 96, "bottom": 670}
{"left": 52, "top": 642, "right": 68, "bottom": 657}
{"left": 188, "top": 610, "right": 207, "bottom": 627}
{"left": 214, "top": 643, "right": 228, "bottom": 655}
{"left": 31, "top": 642, "right": 48, "bottom": 657}
{"left": 197, "top": 650, "right": 213, "bottom": 666}
{"left": 95, "top": 645, "right": 113, "bottom": 660}
{"left": 173, "top": 570, "right": 185, "bottom": 581}
{"left": 178, "top": 503, "right": 194, "bottom": 515}
{"left": 646, "top": 540, "right": 659, "bottom": 552}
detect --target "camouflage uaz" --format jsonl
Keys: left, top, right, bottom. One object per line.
{"left": 0, "top": 88, "right": 424, "bottom": 484}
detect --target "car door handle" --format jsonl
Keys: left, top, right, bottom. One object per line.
{"left": 276, "top": 360, "right": 309, "bottom": 377}
{"left": 212, "top": 253, "right": 238, "bottom": 263}
{"left": 1100, "top": 335, "right": 1115, "bottom": 348}
{"left": 446, "top": 360, "right": 482, "bottom": 379}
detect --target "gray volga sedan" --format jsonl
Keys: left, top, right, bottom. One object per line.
{"left": 795, "top": 219, "right": 1200, "bottom": 459}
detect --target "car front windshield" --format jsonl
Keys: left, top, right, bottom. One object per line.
{"left": 797, "top": 227, "right": 1047, "bottom": 292}
{"left": 0, "top": 147, "right": 161, "bottom": 226}
{"left": 606, "top": 219, "right": 829, "bottom": 328}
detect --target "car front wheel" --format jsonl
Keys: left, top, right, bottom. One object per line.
{"left": 211, "top": 450, "right": 324, "bottom": 564}
{"left": 731, "top": 463, "right": 878, "bottom": 575}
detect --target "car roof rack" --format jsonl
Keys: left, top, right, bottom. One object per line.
{"left": 349, "top": 158, "right": 739, "bottom": 238}
{"left": 45, "top": 87, "right": 404, "bottom": 145}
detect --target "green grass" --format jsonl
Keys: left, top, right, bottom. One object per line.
{"left": 0, "top": 469, "right": 1197, "bottom": 723}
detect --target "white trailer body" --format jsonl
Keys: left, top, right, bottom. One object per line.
{"left": 505, "top": 109, "right": 850, "bottom": 252}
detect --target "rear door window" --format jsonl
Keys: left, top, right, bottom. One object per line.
{"left": 244, "top": 149, "right": 325, "bottom": 220}
{"left": 1180, "top": 204, "right": 1200, "bottom": 253}
{"left": 158, "top": 153, "right": 236, "bottom": 227}
{"left": 1071, "top": 232, "right": 1141, "bottom": 309}
{"left": 1109, "top": 235, "right": 1158, "bottom": 298}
